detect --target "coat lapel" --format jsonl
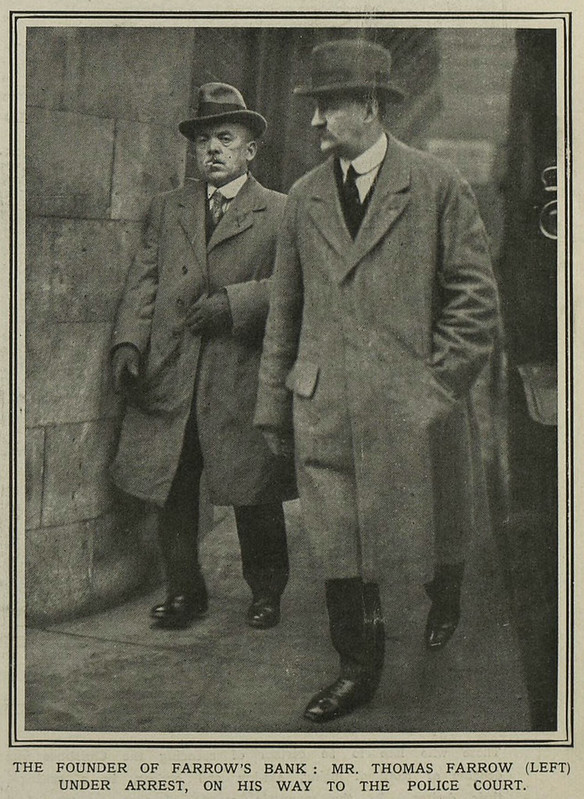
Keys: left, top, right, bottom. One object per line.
{"left": 207, "top": 174, "right": 267, "bottom": 254}
{"left": 307, "top": 160, "right": 352, "bottom": 274}
{"left": 176, "top": 180, "right": 208, "bottom": 274}
{"left": 308, "top": 137, "right": 411, "bottom": 284}
{"left": 341, "top": 135, "right": 411, "bottom": 282}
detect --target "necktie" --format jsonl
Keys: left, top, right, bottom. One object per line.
{"left": 209, "top": 190, "right": 226, "bottom": 229}
{"left": 344, "top": 164, "right": 360, "bottom": 204}
{"left": 341, "top": 165, "right": 362, "bottom": 239}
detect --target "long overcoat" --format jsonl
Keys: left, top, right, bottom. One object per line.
{"left": 254, "top": 135, "right": 500, "bottom": 581}
{"left": 110, "top": 174, "right": 296, "bottom": 508}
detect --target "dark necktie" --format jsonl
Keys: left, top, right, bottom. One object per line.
{"left": 341, "top": 164, "right": 363, "bottom": 239}
{"left": 209, "top": 189, "right": 226, "bottom": 228}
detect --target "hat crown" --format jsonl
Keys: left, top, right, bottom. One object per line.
{"left": 196, "top": 82, "right": 248, "bottom": 114}
{"left": 312, "top": 39, "right": 393, "bottom": 88}
{"left": 294, "top": 38, "right": 403, "bottom": 101}
{"left": 179, "top": 82, "right": 267, "bottom": 140}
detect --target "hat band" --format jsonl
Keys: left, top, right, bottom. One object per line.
{"left": 196, "top": 101, "right": 248, "bottom": 117}
{"left": 311, "top": 67, "right": 391, "bottom": 88}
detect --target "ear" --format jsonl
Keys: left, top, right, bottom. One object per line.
{"left": 245, "top": 139, "right": 258, "bottom": 163}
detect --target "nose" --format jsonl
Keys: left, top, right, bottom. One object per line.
{"left": 207, "top": 137, "right": 221, "bottom": 154}
{"left": 311, "top": 106, "right": 325, "bottom": 128}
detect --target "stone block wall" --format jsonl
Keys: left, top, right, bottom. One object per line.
{"left": 25, "top": 27, "right": 196, "bottom": 624}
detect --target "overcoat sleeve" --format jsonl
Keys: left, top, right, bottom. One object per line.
{"left": 430, "top": 176, "right": 500, "bottom": 396}
{"left": 225, "top": 278, "right": 270, "bottom": 338}
{"left": 224, "top": 191, "right": 287, "bottom": 339}
{"left": 111, "top": 194, "right": 163, "bottom": 354}
{"left": 254, "top": 195, "right": 304, "bottom": 432}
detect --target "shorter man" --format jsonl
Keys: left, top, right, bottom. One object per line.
{"left": 111, "top": 83, "right": 296, "bottom": 630}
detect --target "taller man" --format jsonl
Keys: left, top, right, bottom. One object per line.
{"left": 111, "top": 83, "right": 296, "bottom": 631}
{"left": 255, "top": 40, "right": 500, "bottom": 721}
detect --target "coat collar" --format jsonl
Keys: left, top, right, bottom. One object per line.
{"left": 307, "top": 134, "right": 411, "bottom": 283}
{"left": 207, "top": 173, "right": 267, "bottom": 253}
{"left": 176, "top": 174, "right": 268, "bottom": 265}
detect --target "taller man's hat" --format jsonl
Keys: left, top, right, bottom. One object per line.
{"left": 294, "top": 39, "right": 404, "bottom": 102}
{"left": 179, "top": 82, "right": 267, "bottom": 140}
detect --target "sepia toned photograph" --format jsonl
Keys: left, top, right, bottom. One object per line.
{"left": 13, "top": 12, "right": 568, "bottom": 746}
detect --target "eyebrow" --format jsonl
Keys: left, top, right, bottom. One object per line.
{"left": 198, "top": 129, "right": 234, "bottom": 138}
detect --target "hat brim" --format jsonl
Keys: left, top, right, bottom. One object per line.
{"left": 179, "top": 110, "right": 267, "bottom": 141}
{"left": 293, "top": 82, "right": 404, "bottom": 102}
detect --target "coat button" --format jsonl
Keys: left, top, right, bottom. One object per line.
{"left": 176, "top": 298, "right": 184, "bottom": 307}
{"left": 182, "top": 265, "right": 188, "bottom": 274}
{"left": 172, "top": 330, "right": 181, "bottom": 338}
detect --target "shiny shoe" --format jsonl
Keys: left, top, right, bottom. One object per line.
{"left": 424, "top": 571, "right": 462, "bottom": 650}
{"left": 151, "top": 594, "right": 208, "bottom": 629}
{"left": 303, "top": 676, "right": 374, "bottom": 723}
{"left": 246, "top": 596, "right": 281, "bottom": 629}
{"left": 151, "top": 598, "right": 173, "bottom": 619}
{"left": 425, "top": 612, "right": 459, "bottom": 650}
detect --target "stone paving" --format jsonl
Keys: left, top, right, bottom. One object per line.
{"left": 25, "top": 501, "right": 529, "bottom": 735}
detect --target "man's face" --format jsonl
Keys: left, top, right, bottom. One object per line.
{"left": 194, "top": 121, "right": 256, "bottom": 187}
{"left": 311, "top": 94, "right": 370, "bottom": 159}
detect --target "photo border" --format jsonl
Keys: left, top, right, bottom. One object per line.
{"left": 9, "top": 8, "right": 574, "bottom": 750}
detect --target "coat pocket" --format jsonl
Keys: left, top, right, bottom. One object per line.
{"left": 411, "top": 366, "right": 459, "bottom": 429}
{"left": 129, "top": 335, "right": 196, "bottom": 416}
{"left": 285, "top": 360, "right": 320, "bottom": 398}
{"left": 371, "top": 347, "right": 458, "bottom": 431}
{"left": 427, "top": 367, "right": 458, "bottom": 405}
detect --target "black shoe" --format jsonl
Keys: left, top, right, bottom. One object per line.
{"left": 424, "top": 610, "right": 459, "bottom": 650}
{"left": 246, "top": 596, "right": 281, "bottom": 629}
{"left": 303, "top": 676, "right": 374, "bottom": 723}
{"left": 424, "top": 565, "right": 463, "bottom": 650}
{"left": 151, "top": 594, "right": 208, "bottom": 629}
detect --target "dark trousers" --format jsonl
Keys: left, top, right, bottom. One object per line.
{"left": 157, "top": 409, "right": 288, "bottom": 601}
{"left": 326, "top": 578, "right": 384, "bottom": 688}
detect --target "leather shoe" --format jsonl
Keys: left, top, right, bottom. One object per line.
{"left": 424, "top": 574, "right": 462, "bottom": 650}
{"left": 425, "top": 618, "right": 457, "bottom": 650}
{"left": 303, "top": 676, "right": 374, "bottom": 723}
{"left": 425, "top": 611, "right": 458, "bottom": 650}
{"left": 150, "top": 594, "right": 207, "bottom": 629}
{"left": 246, "top": 596, "right": 280, "bottom": 629}
{"left": 424, "top": 564, "right": 464, "bottom": 650}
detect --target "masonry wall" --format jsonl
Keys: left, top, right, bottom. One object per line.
{"left": 24, "top": 27, "right": 251, "bottom": 624}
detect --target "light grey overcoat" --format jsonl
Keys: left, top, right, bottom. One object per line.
{"left": 111, "top": 174, "right": 297, "bottom": 508}
{"left": 254, "top": 135, "right": 500, "bottom": 580}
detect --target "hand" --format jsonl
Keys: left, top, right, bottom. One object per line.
{"left": 261, "top": 429, "right": 294, "bottom": 459}
{"left": 186, "top": 291, "right": 232, "bottom": 337}
{"left": 111, "top": 344, "right": 140, "bottom": 395}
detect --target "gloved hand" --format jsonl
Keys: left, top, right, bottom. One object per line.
{"left": 186, "top": 290, "right": 232, "bottom": 337}
{"left": 111, "top": 344, "right": 140, "bottom": 395}
{"left": 261, "top": 428, "right": 294, "bottom": 459}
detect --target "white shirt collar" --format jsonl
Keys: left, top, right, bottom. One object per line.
{"left": 207, "top": 171, "right": 248, "bottom": 201}
{"left": 340, "top": 133, "right": 388, "bottom": 178}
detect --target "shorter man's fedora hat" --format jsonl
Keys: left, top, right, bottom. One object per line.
{"left": 179, "top": 82, "right": 267, "bottom": 140}
{"left": 294, "top": 39, "right": 404, "bottom": 102}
